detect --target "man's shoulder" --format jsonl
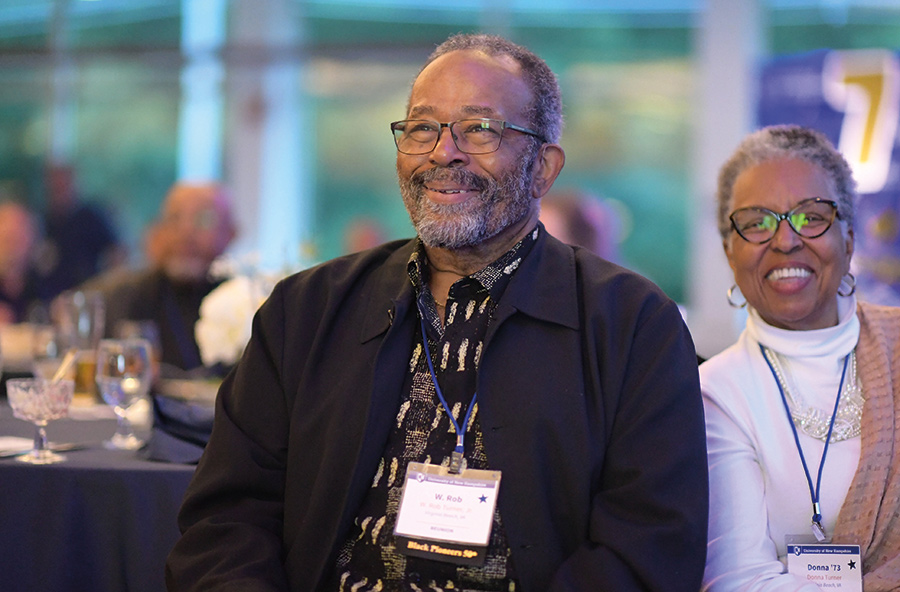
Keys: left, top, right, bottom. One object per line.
{"left": 565, "top": 244, "right": 672, "bottom": 308}
{"left": 80, "top": 266, "right": 157, "bottom": 295}
{"left": 517, "top": 236, "right": 679, "bottom": 334}
{"left": 256, "top": 239, "right": 415, "bottom": 339}
{"left": 277, "top": 239, "right": 415, "bottom": 296}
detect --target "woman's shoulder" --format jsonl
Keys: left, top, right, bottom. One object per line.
{"left": 857, "top": 299, "right": 900, "bottom": 327}
{"left": 699, "top": 335, "right": 763, "bottom": 406}
{"left": 698, "top": 335, "right": 779, "bottom": 443}
{"left": 856, "top": 300, "right": 900, "bottom": 351}
{"left": 700, "top": 337, "right": 752, "bottom": 382}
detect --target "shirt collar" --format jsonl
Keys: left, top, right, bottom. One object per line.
{"left": 407, "top": 225, "right": 540, "bottom": 303}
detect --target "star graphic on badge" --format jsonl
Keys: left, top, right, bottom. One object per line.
{"left": 479, "top": 495, "right": 488, "bottom": 503}
{"left": 848, "top": 560, "right": 857, "bottom": 569}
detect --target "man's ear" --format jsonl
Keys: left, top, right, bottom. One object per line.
{"left": 530, "top": 144, "right": 565, "bottom": 198}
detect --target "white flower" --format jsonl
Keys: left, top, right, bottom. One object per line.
{"left": 195, "top": 275, "right": 270, "bottom": 367}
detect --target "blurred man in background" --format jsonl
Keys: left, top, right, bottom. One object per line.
{"left": 37, "top": 163, "right": 125, "bottom": 297}
{"left": 85, "top": 182, "right": 236, "bottom": 372}
{"left": 539, "top": 188, "right": 625, "bottom": 263}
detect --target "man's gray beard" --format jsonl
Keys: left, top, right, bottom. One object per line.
{"left": 163, "top": 256, "right": 209, "bottom": 283}
{"left": 399, "top": 152, "right": 536, "bottom": 249}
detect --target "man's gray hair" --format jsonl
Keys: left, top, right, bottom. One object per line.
{"left": 418, "top": 33, "right": 564, "bottom": 144}
{"left": 716, "top": 124, "right": 857, "bottom": 240}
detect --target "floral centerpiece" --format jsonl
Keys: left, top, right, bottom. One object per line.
{"left": 152, "top": 256, "right": 300, "bottom": 460}
{"left": 194, "top": 249, "right": 313, "bottom": 369}
{"left": 194, "top": 275, "right": 270, "bottom": 368}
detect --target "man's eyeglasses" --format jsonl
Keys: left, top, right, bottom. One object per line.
{"left": 390, "top": 118, "right": 546, "bottom": 155}
{"left": 161, "top": 209, "right": 220, "bottom": 231}
{"left": 729, "top": 198, "right": 840, "bottom": 244}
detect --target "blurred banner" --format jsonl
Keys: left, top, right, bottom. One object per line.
{"left": 759, "top": 48, "right": 900, "bottom": 305}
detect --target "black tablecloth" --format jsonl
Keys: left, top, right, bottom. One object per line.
{"left": 0, "top": 405, "right": 195, "bottom": 592}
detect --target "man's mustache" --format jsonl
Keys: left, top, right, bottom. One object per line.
{"left": 410, "top": 167, "right": 490, "bottom": 194}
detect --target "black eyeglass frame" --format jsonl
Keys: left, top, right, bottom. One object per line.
{"left": 729, "top": 197, "right": 841, "bottom": 244}
{"left": 390, "top": 118, "right": 547, "bottom": 155}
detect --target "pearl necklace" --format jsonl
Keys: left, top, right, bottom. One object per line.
{"left": 761, "top": 346, "right": 864, "bottom": 443}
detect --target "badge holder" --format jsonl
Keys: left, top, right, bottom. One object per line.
{"left": 785, "top": 535, "right": 862, "bottom": 591}
{"left": 394, "top": 462, "right": 501, "bottom": 566}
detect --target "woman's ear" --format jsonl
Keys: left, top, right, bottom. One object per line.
{"left": 844, "top": 226, "right": 854, "bottom": 270}
{"left": 723, "top": 237, "right": 738, "bottom": 274}
{"left": 845, "top": 227, "right": 854, "bottom": 258}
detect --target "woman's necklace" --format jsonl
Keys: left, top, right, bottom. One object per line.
{"left": 762, "top": 346, "right": 864, "bottom": 442}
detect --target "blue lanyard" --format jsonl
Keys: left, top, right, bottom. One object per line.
{"left": 420, "top": 317, "right": 477, "bottom": 474}
{"left": 759, "top": 343, "right": 849, "bottom": 542}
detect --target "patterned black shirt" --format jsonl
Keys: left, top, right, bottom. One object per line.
{"left": 330, "top": 226, "right": 540, "bottom": 591}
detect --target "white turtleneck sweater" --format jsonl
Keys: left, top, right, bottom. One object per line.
{"left": 701, "top": 295, "right": 862, "bottom": 592}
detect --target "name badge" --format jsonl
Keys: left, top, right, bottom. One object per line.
{"left": 786, "top": 538, "right": 862, "bottom": 591}
{"left": 394, "top": 461, "right": 501, "bottom": 566}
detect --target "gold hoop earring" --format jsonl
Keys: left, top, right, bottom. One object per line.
{"left": 727, "top": 284, "right": 747, "bottom": 309}
{"left": 838, "top": 272, "right": 856, "bottom": 297}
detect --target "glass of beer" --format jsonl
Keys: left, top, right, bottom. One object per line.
{"left": 51, "top": 290, "right": 105, "bottom": 405}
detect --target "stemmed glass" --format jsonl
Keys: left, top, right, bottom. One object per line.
{"left": 31, "top": 325, "right": 63, "bottom": 380}
{"left": 6, "top": 378, "right": 75, "bottom": 464}
{"left": 95, "top": 338, "right": 153, "bottom": 450}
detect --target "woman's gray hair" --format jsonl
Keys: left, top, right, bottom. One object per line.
{"left": 417, "top": 33, "right": 564, "bottom": 145}
{"left": 716, "top": 124, "right": 857, "bottom": 241}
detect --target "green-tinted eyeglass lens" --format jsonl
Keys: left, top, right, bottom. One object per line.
{"left": 790, "top": 212, "right": 809, "bottom": 231}
{"left": 730, "top": 199, "right": 838, "bottom": 243}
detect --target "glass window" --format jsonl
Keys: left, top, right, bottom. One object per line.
{"left": 2, "top": 1, "right": 898, "bottom": 300}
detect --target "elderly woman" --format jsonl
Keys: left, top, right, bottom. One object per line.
{"left": 701, "top": 124, "right": 900, "bottom": 591}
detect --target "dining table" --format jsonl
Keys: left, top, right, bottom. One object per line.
{"left": 0, "top": 399, "right": 196, "bottom": 592}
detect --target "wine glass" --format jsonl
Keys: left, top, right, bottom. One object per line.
{"left": 6, "top": 377, "right": 75, "bottom": 464}
{"left": 31, "top": 325, "right": 64, "bottom": 380}
{"left": 114, "top": 320, "right": 161, "bottom": 384}
{"left": 95, "top": 338, "right": 152, "bottom": 450}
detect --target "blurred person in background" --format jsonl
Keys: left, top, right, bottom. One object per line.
{"left": 0, "top": 200, "right": 47, "bottom": 324}
{"left": 342, "top": 216, "right": 388, "bottom": 254}
{"left": 84, "top": 182, "right": 236, "bottom": 373}
{"left": 702, "top": 125, "right": 900, "bottom": 590}
{"left": 36, "top": 163, "right": 126, "bottom": 297}
{"left": 540, "top": 188, "right": 624, "bottom": 262}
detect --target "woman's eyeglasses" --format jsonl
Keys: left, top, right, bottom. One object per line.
{"left": 729, "top": 198, "right": 839, "bottom": 244}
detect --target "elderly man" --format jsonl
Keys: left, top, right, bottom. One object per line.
{"left": 167, "top": 34, "right": 707, "bottom": 591}
{"left": 89, "top": 182, "right": 235, "bottom": 372}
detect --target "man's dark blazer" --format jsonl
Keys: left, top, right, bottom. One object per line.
{"left": 167, "top": 229, "right": 708, "bottom": 591}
